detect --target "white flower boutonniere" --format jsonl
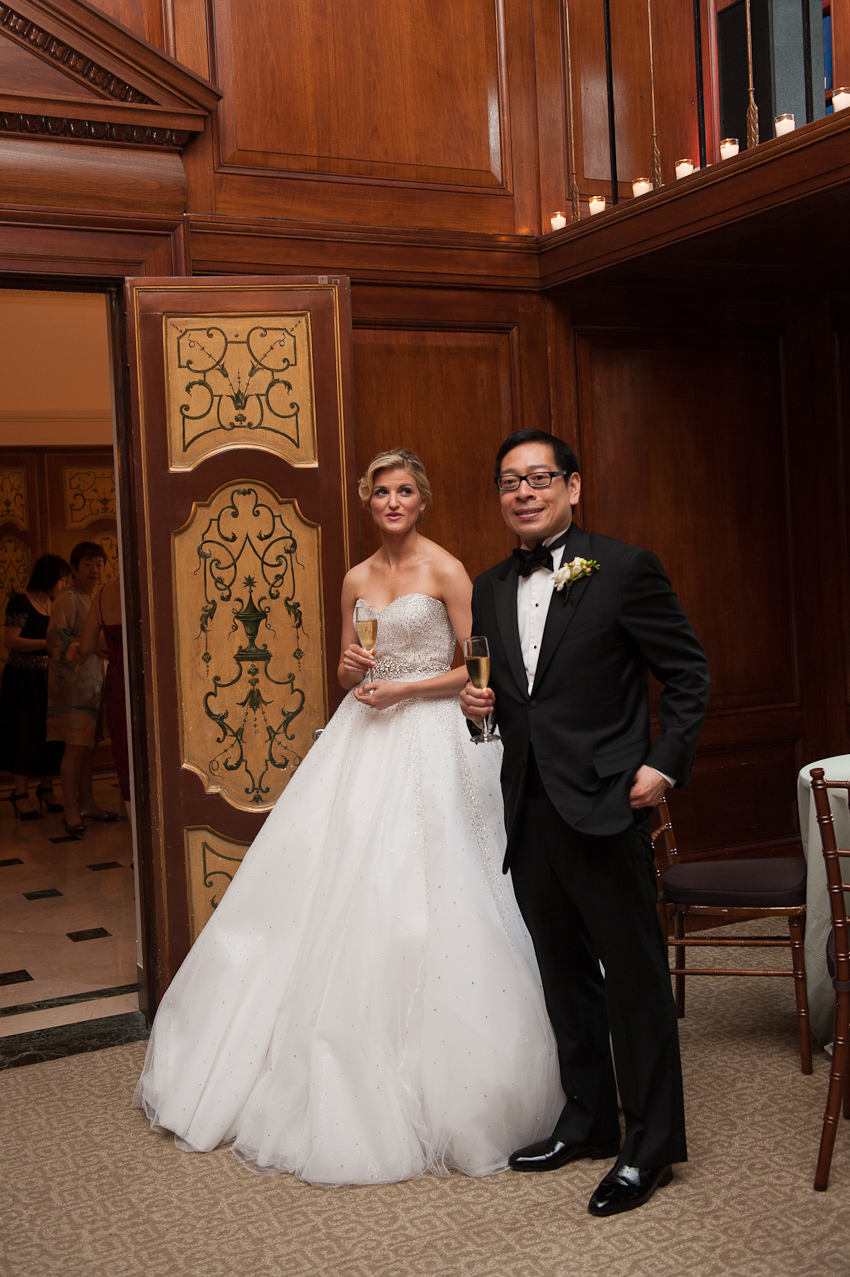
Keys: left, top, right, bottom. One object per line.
{"left": 551, "top": 556, "right": 600, "bottom": 598}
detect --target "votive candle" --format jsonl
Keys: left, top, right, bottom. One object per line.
{"left": 588, "top": 195, "right": 606, "bottom": 215}
{"left": 550, "top": 211, "right": 567, "bottom": 231}
{"left": 675, "top": 159, "right": 694, "bottom": 179}
{"left": 632, "top": 178, "right": 653, "bottom": 197}
{"left": 833, "top": 88, "right": 850, "bottom": 111}
{"left": 719, "top": 138, "right": 739, "bottom": 159}
{"left": 775, "top": 113, "right": 795, "bottom": 136}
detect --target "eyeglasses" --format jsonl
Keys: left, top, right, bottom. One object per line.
{"left": 495, "top": 469, "right": 567, "bottom": 493}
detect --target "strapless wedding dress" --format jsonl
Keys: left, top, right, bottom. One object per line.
{"left": 134, "top": 593, "right": 562, "bottom": 1184}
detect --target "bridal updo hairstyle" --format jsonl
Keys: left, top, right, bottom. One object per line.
{"left": 358, "top": 448, "right": 433, "bottom": 524}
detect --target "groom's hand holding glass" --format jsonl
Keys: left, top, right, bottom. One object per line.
{"left": 460, "top": 674, "right": 495, "bottom": 729}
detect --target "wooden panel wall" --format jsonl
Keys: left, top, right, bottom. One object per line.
{"left": 351, "top": 287, "right": 551, "bottom": 580}
{"left": 574, "top": 328, "right": 802, "bottom": 856}
{"left": 170, "top": 0, "right": 543, "bottom": 234}
{"left": 83, "top": 0, "right": 712, "bottom": 230}
{"left": 87, "top": 0, "right": 166, "bottom": 48}
{"left": 543, "top": 283, "right": 847, "bottom": 864}
{"left": 215, "top": 0, "right": 505, "bottom": 185}
{"left": 837, "top": 324, "right": 850, "bottom": 737}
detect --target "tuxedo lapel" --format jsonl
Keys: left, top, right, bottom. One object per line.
{"left": 532, "top": 524, "right": 595, "bottom": 692}
{"left": 491, "top": 559, "right": 529, "bottom": 700}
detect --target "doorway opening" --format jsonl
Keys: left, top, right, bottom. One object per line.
{"left": 0, "top": 285, "right": 146, "bottom": 1062}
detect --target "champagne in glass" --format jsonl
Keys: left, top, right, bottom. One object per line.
{"left": 464, "top": 636, "right": 499, "bottom": 743}
{"left": 354, "top": 603, "right": 378, "bottom": 687}
{"left": 355, "top": 615, "right": 378, "bottom": 651}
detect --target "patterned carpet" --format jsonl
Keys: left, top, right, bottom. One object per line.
{"left": 2, "top": 923, "right": 848, "bottom": 1277}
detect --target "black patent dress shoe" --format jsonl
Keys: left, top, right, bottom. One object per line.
{"left": 509, "top": 1136, "right": 621, "bottom": 1172}
{"left": 587, "top": 1163, "right": 673, "bottom": 1217}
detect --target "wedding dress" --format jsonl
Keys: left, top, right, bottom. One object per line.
{"left": 134, "top": 593, "right": 563, "bottom": 1184}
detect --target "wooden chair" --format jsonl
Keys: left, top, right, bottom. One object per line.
{"left": 652, "top": 797, "right": 812, "bottom": 1074}
{"left": 809, "top": 768, "right": 850, "bottom": 1190}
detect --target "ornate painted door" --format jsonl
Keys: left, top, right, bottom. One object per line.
{"left": 123, "top": 276, "right": 358, "bottom": 1012}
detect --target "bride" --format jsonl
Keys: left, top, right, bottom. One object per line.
{"left": 134, "top": 447, "right": 563, "bottom": 1184}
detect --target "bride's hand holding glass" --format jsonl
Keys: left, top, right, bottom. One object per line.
{"left": 342, "top": 641, "right": 375, "bottom": 681}
{"left": 342, "top": 604, "right": 377, "bottom": 682}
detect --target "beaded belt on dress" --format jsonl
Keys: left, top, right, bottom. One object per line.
{"left": 372, "top": 656, "right": 450, "bottom": 681}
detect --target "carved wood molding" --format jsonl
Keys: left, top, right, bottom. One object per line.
{"left": 0, "top": 110, "right": 191, "bottom": 148}
{"left": 0, "top": 2, "right": 152, "bottom": 101}
{"left": 0, "top": 0, "right": 219, "bottom": 152}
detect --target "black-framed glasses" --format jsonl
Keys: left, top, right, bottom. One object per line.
{"left": 495, "top": 469, "right": 567, "bottom": 493}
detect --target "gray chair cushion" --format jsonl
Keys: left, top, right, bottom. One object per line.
{"left": 661, "top": 857, "right": 807, "bottom": 909}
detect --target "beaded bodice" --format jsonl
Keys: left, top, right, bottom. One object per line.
{"left": 356, "top": 593, "right": 456, "bottom": 682}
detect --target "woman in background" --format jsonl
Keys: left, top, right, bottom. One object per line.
{"left": 0, "top": 554, "right": 70, "bottom": 819}
{"left": 79, "top": 575, "right": 131, "bottom": 819}
{"left": 46, "top": 541, "right": 115, "bottom": 834}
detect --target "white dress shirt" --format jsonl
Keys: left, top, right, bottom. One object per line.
{"left": 516, "top": 526, "right": 673, "bottom": 789}
{"left": 516, "top": 530, "right": 568, "bottom": 694}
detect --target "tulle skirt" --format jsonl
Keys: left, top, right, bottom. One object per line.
{"left": 134, "top": 688, "right": 563, "bottom": 1184}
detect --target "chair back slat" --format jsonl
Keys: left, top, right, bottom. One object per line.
{"left": 652, "top": 795, "right": 680, "bottom": 868}
{"left": 809, "top": 770, "right": 850, "bottom": 989}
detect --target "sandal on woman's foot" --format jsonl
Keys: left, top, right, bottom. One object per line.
{"left": 80, "top": 808, "right": 118, "bottom": 823}
{"left": 35, "top": 785, "right": 63, "bottom": 814}
{"left": 62, "top": 816, "right": 85, "bottom": 836}
{"left": 8, "top": 793, "right": 41, "bottom": 822}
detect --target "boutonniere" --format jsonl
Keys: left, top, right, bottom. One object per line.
{"left": 551, "top": 556, "right": 600, "bottom": 599}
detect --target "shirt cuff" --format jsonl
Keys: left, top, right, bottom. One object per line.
{"left": 647, "top": 766, "right": 675, "bottom": 788}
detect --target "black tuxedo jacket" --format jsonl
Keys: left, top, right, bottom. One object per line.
{"left": 471, "top": 523, "right": 711, "bottom": 864}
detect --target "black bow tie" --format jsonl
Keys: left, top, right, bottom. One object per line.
{"left": 513, "top": 529, "right": 571, "bottom": 578}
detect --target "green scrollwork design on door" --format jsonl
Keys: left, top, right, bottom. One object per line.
{"left": 177, "top": 324, "right": 301, "bottom": 451}
{"left": 201, "top": 840, "right": 246, "bottom": 910}
{"left": 165, "top": 313, "right": 317, "bottom": 472}
{"left": 0, "top": 469, "right": 27, "bottom": 528}
{"left": 195, "top": 487, "right": 310, "bottom": 805}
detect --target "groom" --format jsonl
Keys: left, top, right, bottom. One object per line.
{"left": 460, "top": 429, "right": 710, "bottom": 1217}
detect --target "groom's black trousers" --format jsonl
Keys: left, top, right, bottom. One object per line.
{"left": 509, "top": 756, "right": 687, "bottom": 1168}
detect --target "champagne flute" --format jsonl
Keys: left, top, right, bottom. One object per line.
{"left": 354, "top": 603, "right": 378, "bottom": 684}
{"left": 464, "top": 635, "right": 499, "bottom": 743}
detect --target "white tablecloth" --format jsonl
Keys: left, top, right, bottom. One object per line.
{"left": 797, "top": 755, "right": 850, "bottom": 1046}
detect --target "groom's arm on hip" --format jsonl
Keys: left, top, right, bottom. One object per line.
{"left": 619, "top": 548, "right": 711, "bottom": 788}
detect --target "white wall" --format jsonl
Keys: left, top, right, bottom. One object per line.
{"left": 0, "top": 289, "right": 113, "bottom": 446}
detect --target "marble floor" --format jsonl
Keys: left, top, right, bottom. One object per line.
{"left": 0, "top": 774, "right": 140, "bottom": 1043}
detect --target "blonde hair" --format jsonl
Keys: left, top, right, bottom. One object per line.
{"left": 358, "top": 448, "right": 432, "bottom": 522}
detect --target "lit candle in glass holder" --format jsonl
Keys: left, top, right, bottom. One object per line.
{"left": 719, "top": 138, "right": 739, "bottom": 160}
{"left": 588, "top": 195, "right": 606, "bottom": 215}
{"left": 833, "top": 88, "right": 850, "bottom": 111}
{"left": 774, "top": 113, "right": 795, "bottom": 136}
{"left": 675, "top": 158, "right": 694, "bottom": 179}
{"left": 632, "top": 178, "right": 653, "bottom": 197}
{"left": 550, "top": 211, "right": 567, "bottom": 231}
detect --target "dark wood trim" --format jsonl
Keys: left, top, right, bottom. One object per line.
{"left": 539, "top": 109, "right": 850, "bottom": 286}
{"left": 0, "top": 91, "right": 205, "bottom": 139}
{"left": 186, "top": 215, "right": 541, "bottom": 290}
{"left": 0, "top": 0, "right": 221, "bottom": 111}
{"left": 105, "top": 282, "right": 158, "bottom": 1025}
